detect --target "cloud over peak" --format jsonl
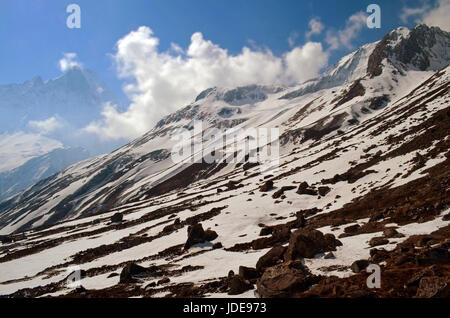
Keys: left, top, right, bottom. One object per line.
{"left": 86, "top": 26, "right": 329, "bottom": 140}
{"left": 59, "top": 53, "right": 83, "bottom": 72}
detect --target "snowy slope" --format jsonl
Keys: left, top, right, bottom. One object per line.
{"left": 0, "top": 25, "right": 449, "bottom": 298}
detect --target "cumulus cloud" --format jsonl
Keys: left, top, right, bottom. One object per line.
{"left": 28, "top": 116, "right": 64, "bottom": 135}
{"left": 85, "top": 27, "right": 329, "bottom": 140}
{"left": 421, "top": 0, "right": 450, "bottom": 31}
{"left": 325, "top": 12, "right": 368, "bottom": 51}
{"left": 400, "top": 0, "right": 450, "bottom": 31}
{"left": 59, "top": 53, "right": 82, "bottom": 72}
{"left": 305, "top": 18, "right": 324, "bottom": 40}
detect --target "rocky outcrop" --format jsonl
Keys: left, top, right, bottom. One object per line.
{"left": 284, "top": 229, "right": 342, "bottom": 261}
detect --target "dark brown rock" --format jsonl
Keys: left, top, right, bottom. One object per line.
{"left": 228, "top": 275, "right": 253, "bottom": 295}
{"left": 344, "top": 224, "right": 360, "bottom": 234}
{"left": 260, "top": 180, "right": 274, "bottom": 192}
{"left": 415, "top": 276, "right": 450, "bottom": 298}
{"left": 383, "top": 228, "right": 404, "bottom": 238}
{"left": 256, "top": 261, "right": 317, "bottom": 298}
{"left": 296, "top": 182, "right": 317, "bottom": 196}
{"left": 256, "top": 245, "right": 287, "bottom": 273}
{"left": 111, "top": 212, "right": 123, "bottom": 223}
{"left": 284, "top": 229, "right": 342, "bottom": 261}
{"left": 351, "top": 260, "right": 370, "bottom": 273}
{"left": 318, "top": 186, "right": 331, "bottom": 196}
{"left": 239, "top": 266, "right": 259, "bottom": 282}
{"left": 369, "top": 237, "right": 389, "bottom": 247}
{"left": 119, "top": 263, "right": 147, "bottom": 283}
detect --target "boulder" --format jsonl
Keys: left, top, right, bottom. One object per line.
{"left": 296, "top": 182, "right": 317, "bottom": 196}
{"left": 284, "top": 229, "right": 342, "bottom": 261}
{"left": 259, "top": 227, "right": 273, "bottom": 236}
{"left": 111, "top": 212, "right": 123, "bottom": 223}
{"left": 369, "top": 237, "right": 389, "bottom": 247}
{"left": 383, "top": 228, "right": 404, "bottom": 238}
{"left": 272, "top": 186, "right": 296, "bottom": 199}
{"left": 0, "top": 235, "right": 13, "bottom": 244}
{"left": 415, "top": 276, "right": 450, "bottom": 298}
{"left": 184, "top": 223, "right": 218, "bottom": 250}
{"left": 228, "top": 275, "right": 253, "bottom": 295}
{"left": 204, "top": 229, "right": 219, "bottom": 242}
{"left": 318, "top": 186, "right": 331, "bottom": 196}
{"left": 259, "top": 180, "right": 274, "bottom": 192}
{"left": 256, "top": 245, "right": 286, "bottom": 273}
{"left": 256, "top": 261, "right": 318, "bottom": 298}
{"left": 351, "top": 260, "right": 370, "bottom": 273}
{"left": 239, "top": 266, "right": 259, "bottom": 282}
{"left": 120, "top": 263, "right": 147, "bottom": 283}
{"left": 344, "top": 224, "right": 360, "bottom": 234}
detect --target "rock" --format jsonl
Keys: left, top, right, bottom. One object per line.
{"left": 443, "top": 212, "right": 450, "bottom": 221}
{"left": 228, "top": 275, "right": 253, "bottom": 295}
{"left": 415, "top": 276, "right": 450, "bottom": 298}
{"left": 272, "top": 186, "right": 296, "bottom": 199}
{"left": 174, "top": 218, "right": 181, "bottom": 225}
{"left": 383, "top": 228, "right": 404, "bottom": 238}
{"left": 120, "top": 263, "right": 147, "bottom": 283}
{"left": 256, "top": 261, "right": 318, "bottom": 298}
{"left": 0, "top": 235, "right": 13, "bottom": 244}
{"left": 157, "top": 277, "right": 171, "bottom": 285}
{"left": 256, "top": 245, "right": 287, "bottom": 273}
{"left": 243, "top": 162, "right": 259, "bottom": 171}
{"left": 296, "top": 182, "right": 317, "bottom": 196}
{"left": 284, "top": 229, "right": 342, "bottom": 261}
{"left": 259, "top": 180, "right": 274, "bottom": 192}
{"left": 184, "top": 223, "right": 218, "bottom": 250}
{"left": 344, "top": 224, "right": 360, "bottom": 234}
{"left": 259, "top": 227, "right": 273, "bottom": 236}
{"left": 407, "top": 265, "right": 438, "bottom": 286}
{"left": 416, "top": 247, "right": 450, "bottom": 265}
{"left": 212, "top": 242, "right": 223, "bottom": 249}
{"left": 369, "top": 248, "right": 389, "bottom": 263}
{"left": 252, "top": 226, "right": 290, "bottom": 250}
{"left": 204, "top": 229, "right": 218, "bottom": 242}
{"left": 351, "top": 260, "right": 370, "bottom": 273}
{"left": 318, "top": 186, "right": 331, "bottom": 196}
{"left": 416, "top": 236, "right": 433, "bottom": 247}
{"left": 369, "top": 237, "right": 389, "bottom": 247}
{"left": 324, "top": 252, "right": 336, "bottom": 259}
{"left": 184, "top": 223, "right": 206, "bottom": 250}
{"left": 111, "top": 212, "right": 123, "bottom": 223}
{"left": 239, "top": 266, "right": 259, "bottom": 282}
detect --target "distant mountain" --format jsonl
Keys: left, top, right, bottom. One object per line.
{"left": 0, "top": 67, "right": 118, "bottom": 132}
{"left": 0, "top": 132, "right": 63, "bottom": 173}
{"left": 0, "top": 147, "right": 90, "bottom": 202}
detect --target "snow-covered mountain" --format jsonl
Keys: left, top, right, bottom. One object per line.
{"left": 0, "top": 25, "right": 449, "bottom": 298}
{"left": 0, "top": 67, "right": 118, "bottom": 132}
{"left": 0, "top": 147, "right": 90, "bottom": 202}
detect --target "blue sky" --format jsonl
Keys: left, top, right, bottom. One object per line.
{"left": 0, "top": 0, "right": 437, "bottom": 88}
{"left": 0, "top": 0, "right": 447, "bottom": 142}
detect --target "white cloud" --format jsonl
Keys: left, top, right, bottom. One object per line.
{"left": 421, "top": 0, "right": 450, "bottom": 31}
{"left": 59, "top": 53, "right": 82, "bottom": 72}
{"left": 400, "top": 0, "right": 450, "bottom": 31}
{"left": 326, "top": 12, "right": 368, "bottom": 51}
{"left": 305, "top": 18, "right": 324, "bottom": 40}
{"left": 400, "top": 6, "right": 430, "bottom": 23}
{"left": 85, "top": 27, "right": 329, "bottom": 140}
{"left": 28, "top": 116, "right": 64, "bottom": 135}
